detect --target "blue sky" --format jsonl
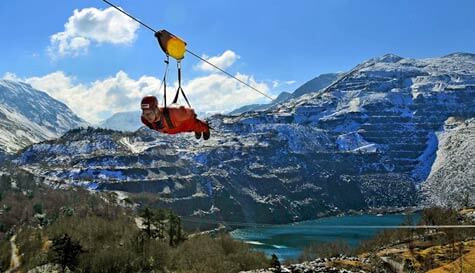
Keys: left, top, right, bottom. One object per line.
{"left": 1, "top": 0, "right": 474, "bottom": 123}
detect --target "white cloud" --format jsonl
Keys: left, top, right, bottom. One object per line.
{"left": 23, "top": 71, "right": 161, "bottom": 124}
{"left": 48, "top": 7, "right": 140, "bottom": 58}
{"left": 11, "top": 69, "right": 270, "bottom": 124}
{"left": 195, "top": 50, "right": 240, "bottom": 72}
{"left": 7, "top": 46, "right": 273, "bottom": 123}
{"left": 181, "top": 72, "right": 269, "bottom": 114}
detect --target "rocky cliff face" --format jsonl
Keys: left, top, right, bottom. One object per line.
{"left": 421, "top": 117, "right": 475, "bottom": 208}
{"left": 12, "top": 53, "right": 475, "bottom": 224}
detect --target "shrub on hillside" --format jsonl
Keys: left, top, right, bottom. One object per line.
{"left": 420, "top": 207, "right": 458, "bottom": 226}
{"left": 169, "top": 234, "right": 269, "bottom": 273}
{"left": 298, "top": 240, "right": 353, "bottom": 262}
{"left": 0, "top": 240, "right": 10, "bottom": 272}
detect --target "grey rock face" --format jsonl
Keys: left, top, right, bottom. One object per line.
{"left": 421, "top": 117, "right": 475, "bottom": 208}
{"left": 13, "top": 53, "right": 475, "bottom": 224}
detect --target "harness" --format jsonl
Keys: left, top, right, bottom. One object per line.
{"left": 158, "top": 55, "right": 192, "bottom": 130}
{"left": 162, "top": 108, "right": 174, "bottom": 129}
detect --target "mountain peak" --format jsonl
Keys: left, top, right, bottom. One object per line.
{"left": 0, "top": 79, "right": 88, "bottom": 153}
{"left": 97, "top": 111, "right": 142, "bottom": 132}
{"left": 1, "top": 78, "right": 27, "bottom": 86}
{"left": 374, "top": 53, "right": 403, "bottom": 63}
{"left": 1, "top": 79, "right": 32, "bottom": 94}
{"left": 291, "top": 73, "right": 341, "bottom": 99}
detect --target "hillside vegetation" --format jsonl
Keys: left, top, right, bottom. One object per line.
{"left": 0, "top": 169, "right": 269, "bottom": 273}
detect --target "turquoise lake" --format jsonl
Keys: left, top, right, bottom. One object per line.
{"left": 230, "top": 213, "right": 418, "bottom": 261}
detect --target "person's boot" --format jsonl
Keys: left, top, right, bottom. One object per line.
{"left": 195, "top": 132, "right": 202, "bottom": 139}
{"left": 203, "top": 130, "right": 210, "bottom": 140}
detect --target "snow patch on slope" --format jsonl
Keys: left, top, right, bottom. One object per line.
{"left": 336, "top": 132, "right": 380, "bottom": 153}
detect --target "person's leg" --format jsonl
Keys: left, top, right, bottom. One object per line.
{"left": 193, "top": 119, "right": 210, "bottom": 140}
{"left": 178, "top": 117, "right": 209, "bottom": 140}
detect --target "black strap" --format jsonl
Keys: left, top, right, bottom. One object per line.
{"left": 162, "top": 56, "right": 170, "bottom": 107}
{"left": 172, "top": 61, "right": 191, "bottom": 108}
{"left": 173, "top": 87, "right": 191, "bottom": 108}
{"left": 162, "top": 108, "right": 174, "bottom": 129}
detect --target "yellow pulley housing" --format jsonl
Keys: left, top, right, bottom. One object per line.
{"left": 155, "top": 29, "right": 187, "bottom": 60}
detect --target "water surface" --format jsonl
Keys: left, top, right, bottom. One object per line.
{"left": 230, "top": 213, "right": 418, "bottom": 260}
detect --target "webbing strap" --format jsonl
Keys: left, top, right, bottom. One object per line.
{"left": 162, "top": 108, "right": 174, "bottom": 129}
{"left": 172, "top": 61, "right": 191, "bottom": 108}
{"left": 162, "top": 56, "right": 170, "bottom": 107}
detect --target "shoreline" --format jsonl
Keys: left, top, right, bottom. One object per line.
{"left": 187, "top": 205, "right": 423, "bottom": 235}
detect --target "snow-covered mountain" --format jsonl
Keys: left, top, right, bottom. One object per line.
{"left": 97, "top": 110, "right": 142, "bottom": 132}
{"left": 229, "top": 73, "right": 341, "bottom": 115}
{"left": 229, "top": 91, "right": 292, "bottom": 115}
{"left": 421, "top": 117, "right": 475, "bottom": 208}
{"left": 0, "top": 80, "right": 88, "bottom": 154}
{"left": 13, "top": 53, "right": 475, "bottom": 224}
{"left": 291, "top": 73, "right": 341, "bottom": 98}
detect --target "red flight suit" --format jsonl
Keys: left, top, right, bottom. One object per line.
{"left": 141, "top": 105, "right": 209, "bottom": 134}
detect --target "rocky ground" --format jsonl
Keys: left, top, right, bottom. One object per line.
{"left": 240, "top": 256, "right": 370, "bottom": 273}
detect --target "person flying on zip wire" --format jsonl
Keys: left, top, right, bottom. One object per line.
{"left": 140, "top": 96, "right": 211, "bottom": 140}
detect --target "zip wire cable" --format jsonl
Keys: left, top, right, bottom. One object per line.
{"left": 101, "top": 0, "right": 275, "bottom": 101}
{"left": 102, "top": 0, "right": 156, "bottom": 33}
{"left": 185, "top": 50, "right": 274, "bottom": 101}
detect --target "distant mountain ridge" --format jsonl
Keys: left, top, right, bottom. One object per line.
{"left": 12, "top": 52, "right": 475, "bottom": 224}
{"left": 292, "top": 73, "right": 342, "bottom": 98}
{"left": 97, "top": 110, "right": 142, "bottom": 132}
{"left": 229, "top": 73, "right": 341, "bottom": 115}
{"left": 0, "top": 80, "right": 88, "bottom": 153}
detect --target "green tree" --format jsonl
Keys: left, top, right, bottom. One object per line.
{"left": 139, "top": 207, "right": 169, "bottom": 240}
{"left": 168, "top": 214, "right": 186, "bottom": 247}
{"left": 33, "top": 203, "right": 43, "bottom": 214}
{"left": 155, "top": 208, "right": 168, "bottom": 240}
{"left": 50, "top": 233, "right": 84, "bottom": 272}
{"left": 140, "top": 207, "right": 156, "bottom": 238}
